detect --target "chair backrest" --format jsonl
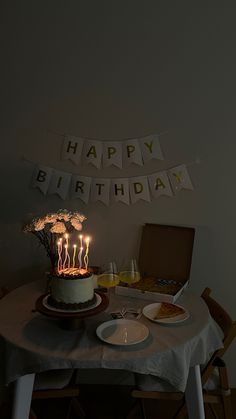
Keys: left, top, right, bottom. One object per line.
{"left": 201, "top": 287, "right": 236, "bottom": 384}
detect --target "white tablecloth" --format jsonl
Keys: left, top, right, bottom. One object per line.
{"left": 0, "top": 279, "right": 223, "bottom": 392}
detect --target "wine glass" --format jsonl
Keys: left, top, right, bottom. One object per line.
{"left": 97, "top": 262, "right": 120, "bottom": 293}
{"left": 119, "top": 258, "right": 141, "bottom": 285}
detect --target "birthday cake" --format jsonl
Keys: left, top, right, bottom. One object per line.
{"left": 48, "top": 268, "right": 96, "bottom": 310}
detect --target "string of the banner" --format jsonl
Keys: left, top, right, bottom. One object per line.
{"left": 47, "top": 129, "right": 169, "bottom": 141}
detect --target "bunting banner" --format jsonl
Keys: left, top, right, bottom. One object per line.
{"left": 61, "top": 133, "right": 164, "bottom": 168}
{"left": 30, "top": 163, "right": 194, "bottom": 205}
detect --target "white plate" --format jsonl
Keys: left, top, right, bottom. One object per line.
{"left": 96, "top": 319, "right": 149, "bottom": 346}
{"left": 142, "top": 302, "right": 189, "bottom": 324}
{"left": 43, "top": 293, "right": 102, "bottom": 313}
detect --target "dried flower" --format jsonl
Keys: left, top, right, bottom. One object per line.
{"left": 50, "top": 222, "right": 67, "bottom": 234}
{"left": 23, "top": 209, "right": 87, "bottom": 269}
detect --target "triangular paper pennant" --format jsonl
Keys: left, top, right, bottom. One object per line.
{"left": 71, "top": 174, "right": 91, "bottom": 204}
{"left": 48, "top": 170, "right": 71, "bottom": 200}
{"left": 123, "top": 139, "right": 143, "bottom": 167}
{"left": 129, "top": 176, "right": 151, "bottom": 203}
{"left": 90, "top": 178, "right": 111, "bottom": 206}
{"left": 82, "top": 139, "right": 103, "bottom": 169}
{"left": 61, "top": 135, "right": 84, "bottom": 165}
{"left": 148, "top": 171, "right": 173, "bottom": 198}
{"left": 168, "top": 164, "right": 194, "bottom": 193}
{"left": 139, "top": 134, "right": 164, "bottom": 163}
{"left": 110, "top": 178, "right": 130, "bottom": 205}
{"left": 31, "top": 165, "right": 53, "bottom": 195}
{"left": 102, "top": 141, "right": 123, "bottom": 168}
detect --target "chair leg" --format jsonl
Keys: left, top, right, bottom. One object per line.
{"left": 67, "top": 397, "right": 86, "bottom": 419}
{"left": 29, "top": 409, "right": 39, "bottom": 419}
{"left": 218, "top": 364, "right": 233, "bottom": 419}
{"left": 139, "top": 399, "right": 147, "bottom": 419}
{"left": 174, "top": 400, "right": 187, "bottom": 419}
{"left": 208, "top": 403, "right": 219, "bottom": 419}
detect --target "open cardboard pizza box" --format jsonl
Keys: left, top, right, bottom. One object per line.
{"left": 116, "top": 223, "right": 195, "bottom": 303}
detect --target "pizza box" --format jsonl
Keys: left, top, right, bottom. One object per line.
{"left": 115, "top": 223, "right": 195, "bottom": 303}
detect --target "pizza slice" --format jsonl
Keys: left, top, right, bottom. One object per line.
{"left": 154, "top": 302, "right": 185, "bottom": 319}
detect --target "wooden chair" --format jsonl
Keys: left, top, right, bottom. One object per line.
{"left": 0, "top": 287, "right": 85, "bottom": 419}
{"left": 31, "top": 370, "right": 86, "bottom": 419}
{"left": 130, "top": 287, "right": 236, "bottom": 419}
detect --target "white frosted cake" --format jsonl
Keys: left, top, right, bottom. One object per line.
{"left": 48, "top": 268, "right": 96, "bottom": 310}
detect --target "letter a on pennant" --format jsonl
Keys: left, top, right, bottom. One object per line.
{"left": 82, "top": 140, "right": 102, "bottom": 169}
{"left": 148, "top": 171, "right": 173, "bottom": 198}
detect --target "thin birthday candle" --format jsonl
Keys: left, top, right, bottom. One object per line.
{"left": 64, "top": 233, "right": 70, "bottom": 269}
{"left": 84, "top": 236, "right": 90, "bottom": 271}
{"left": 78, "top": 247, "right": 83, "bottom": 269}
{"left": 57, "top": 238, "right": 62, "bottom": 272}
{"left": 63, "top": 244, "right": 69, "bottom": 270}
{"left": 78, "top": 235, "right": 83, "bottom": 269}
{"left": 72, "top": 244, "right": 77, "bottom": 268}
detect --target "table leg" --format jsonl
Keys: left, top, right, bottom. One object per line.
{"left": 185, "top": 365, "right": 205, "bottom": 419}
{"left": 12, "top": 373, "right": 35, "bottom": 419}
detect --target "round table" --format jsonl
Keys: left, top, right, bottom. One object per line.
{"left": 0, "top": 279, "right": 223, "bottom": 419}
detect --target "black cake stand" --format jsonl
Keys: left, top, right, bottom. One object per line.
{"left": 35, "top": 291, "right": 109, "bottom": 330}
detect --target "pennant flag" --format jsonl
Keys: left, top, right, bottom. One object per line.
{"left": 168, "top": 164, "right": 194, "bottom": 193}
{"left": 123, "top": 139, "right": 143, "bottom": 167}
{"left": 47, "top": 170, "right": 71, "bottom": 200}
{"left": 102, "top": 141, "right": 123, "bottom": 168}
{"left": 139, "top": 134, "right": 164, "bottom": 163}
{"left": 31, "top": 165, "right": 53, "bottom": 195}
{"left": 129, "top": 176, "right": 151, "bottom": 204}
{"left": 90, "top": 178, "right": 111, "bottom": 206}
{"left": 82, "top": 139, "right": 103, "bottom": 169}
{"left": 71, "top": 174, "right": 91, "bottom": 204}
{"left": 61, "top": 135, "right": 84, "bottom": 165}
{"left": 148, "top": 171, "right": 173, "bottom": 198}
{"left": 110, "top": 178, "right": 130, "bottom": 205}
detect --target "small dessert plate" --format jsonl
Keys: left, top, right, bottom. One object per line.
{"left": 143, "top": 302, "right": 189, "bottom": 324}
{"left": 96, "top": 319, "right": 149, "bottom": 346}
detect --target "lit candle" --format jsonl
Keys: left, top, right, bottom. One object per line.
{"left": 72, "top": 244, "right": 77, "bottom": 268}
{"left": 84, "top": 236, "right": 90, "bottom": 271}
{"left": 78, "top": 235, "right": 83, "bottom": 269}
{"left": 63, "top": 244, "right": 68, "bottom": 270}
{"left": 64, "top": 233, "right": 70, "bottom": 269}
{"left": 78, "top": 247, "right": 83, "bottom": 269}
{"left": 57, "top": 238, "right": 62, "bottom": 272}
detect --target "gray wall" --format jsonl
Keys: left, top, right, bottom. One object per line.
{"left": 1, "top": 2, "right": 236, "bottom": 385}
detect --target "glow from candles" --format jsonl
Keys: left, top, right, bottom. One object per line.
{"left": 57, "top": 238, "right": 62, "bottom": 272}
{"left": 72, "top": 244, "right": 77, "bottom": 268}
{"left": 84, "top": 236, "right": 90, "bottom": 270}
